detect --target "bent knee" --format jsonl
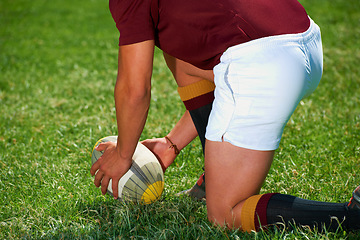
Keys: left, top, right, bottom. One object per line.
{"left": 207, "top": 207, "right": 229, "bottom": 228}
{"left": 206, "top": 201, "right": 242, "bottom": 229}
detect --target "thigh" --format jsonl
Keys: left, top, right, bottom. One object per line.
{"left": 163, "top": 52, "right": 214, "bottom": 86}
{"left": 205, "top": 139, "right": 274, "bottom": 228}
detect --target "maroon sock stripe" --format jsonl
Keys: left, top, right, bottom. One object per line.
{"left": 182, "top": 91, "right": 214, "bottom": 111}
{"left": 254, "top": 193, "right": 278, "bottom": 231}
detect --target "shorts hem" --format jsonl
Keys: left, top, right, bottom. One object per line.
{"left": 205, "top": 136, "right": 280, "bottom": 151}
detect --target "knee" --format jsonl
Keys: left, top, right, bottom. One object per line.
{"left": 207, "top": 207, "right": 227, "bottom": 228}
{"left": 206, "top": 201, "right": 237, "bottom": 229}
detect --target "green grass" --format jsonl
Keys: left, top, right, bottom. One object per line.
{"left": 0, "top": 0, "right": 359, "bottom": 239}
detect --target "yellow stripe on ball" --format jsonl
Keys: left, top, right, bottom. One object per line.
{"left": 141, "top": 181, "right": 165, "bottom": 204}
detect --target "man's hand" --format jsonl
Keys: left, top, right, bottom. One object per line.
{"left": 90, "top": 141, "right": 132, "bottom": 199}
{"left": 141, "top": 137, "right": 178, "bottom": 172}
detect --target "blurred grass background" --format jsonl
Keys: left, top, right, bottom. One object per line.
{"left": 0, "top": 0, "right": 359, "bottom": 239}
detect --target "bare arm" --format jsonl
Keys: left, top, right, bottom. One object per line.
{"left": 90, "top": 40, "right": 155, "bottom": 199}
{"left": 114, "top": 40, "right": 154, "bottom": 158}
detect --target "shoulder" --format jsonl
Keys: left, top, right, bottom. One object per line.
{"left": 109, "top": 0, "right": 154, "bottom": 45}
{"left": 109, "top": 0, "right": 152, "bottom": 16}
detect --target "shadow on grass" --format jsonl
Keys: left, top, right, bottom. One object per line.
{"left": 27, "top": 193, "right": 360, "bottom": 240}
{"left": 32, "top": 194, "right": 255, "bottom": 239}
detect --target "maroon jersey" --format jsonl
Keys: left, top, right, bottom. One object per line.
{"left": 110, "top": 0, "right": 310, "bottom": 70}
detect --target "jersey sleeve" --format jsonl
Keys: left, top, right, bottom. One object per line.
{"left": 109, "top": 0, "right": 155, "bottom": 46}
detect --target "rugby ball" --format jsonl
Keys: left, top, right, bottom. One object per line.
{"left": 91, "top": 136, "right": 164, "bottom": 204}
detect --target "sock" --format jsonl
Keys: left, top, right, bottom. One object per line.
{"left": 241, "top": 193, "right": 277, "bottom": 232}
{"left": 241, "top": 193, "right": 360, "bottom": 232}
{"left": 177, "top": 80, "right": 215, "bottom": 151}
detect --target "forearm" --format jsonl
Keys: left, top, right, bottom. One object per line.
{"left": 114, "top": 40, "right": 154, "bottom": 160}
{"left": 114, "top": 80, "right": 151, "bottom": 160}
{"left": 166, "top": 110, "right": 198, "bottom": 151}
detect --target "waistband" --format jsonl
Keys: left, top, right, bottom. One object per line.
{"left": 220, "top": 17, "right": 320, "bottom": 63}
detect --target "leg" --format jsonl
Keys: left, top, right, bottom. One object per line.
{"left": 205, "top": 140, "right": 274, "bottom": 229}
{"left": 205, "top": 140, "right": 360, "bottom": 232}
{"left": 163, "top": 52, "right": 214, "bottom": 151}
{"left": 143, "top": 53, "right": 214, "bottom": 173}
{"left": 177, "top": 80, "right": 215, "bottom": 200}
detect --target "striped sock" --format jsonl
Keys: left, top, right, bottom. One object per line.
{"left": 241, "top": 193, "right": 277, "bottom": 232}
{"left": 178, "top": 80, "right": 215, "bottom": 150}
{"left": 240, "top": 193, "right": 360, "bottom": 232}
{"left": 177, "top": 80, "right": 215, "bottom": 111}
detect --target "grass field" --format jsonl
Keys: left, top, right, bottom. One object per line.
{"left": 1, "top": 0, "right": 359, "bottom": 239}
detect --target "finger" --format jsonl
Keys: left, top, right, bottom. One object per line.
{"left": 101, "top": 175, "right": 111, "bottom": 195}
{"left": 94, "top": 170, "right": 104, "bottom": 187}
{"left": 90, "top": 160, "right": 100, "bottom": 176}
{"left": 112, "top": 177, "right": 120, "bottom": 199}
{"left": 95, "top": 142, "right": 110, "bottom": 151}
{"left": 91, "top": 142, "right": 111, "bottom": 175}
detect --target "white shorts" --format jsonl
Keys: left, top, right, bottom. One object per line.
{"left": 205, "top": 18, "right": 323, "bottom": 150}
